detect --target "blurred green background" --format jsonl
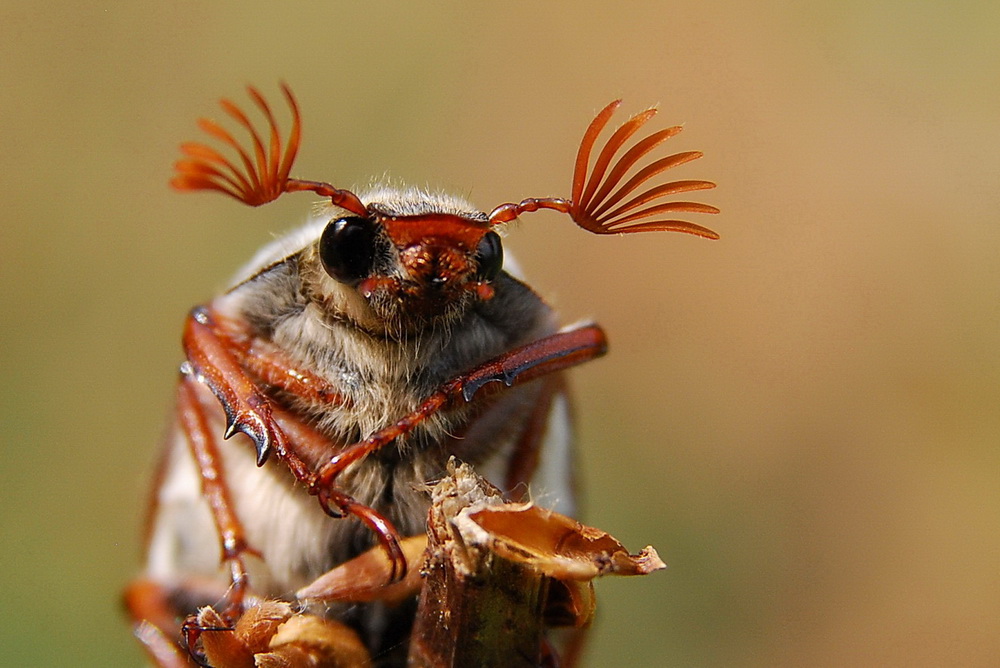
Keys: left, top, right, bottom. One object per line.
{"left": 3, "top": 2, "right": 998, "bottom": 666}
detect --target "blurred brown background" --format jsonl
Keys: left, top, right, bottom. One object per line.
{"left": 2, "top": 2, "right": 998, "bottom": 666}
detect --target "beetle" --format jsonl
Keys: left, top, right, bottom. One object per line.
{"left": 124, "top": 83, "right": 718, "bottom": 666}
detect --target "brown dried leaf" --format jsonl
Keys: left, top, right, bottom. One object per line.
{"left": 232, "top": 600, "right": 296, "bottom": 655}
{"left": 465, "top": 503, "right": 665, "bottom": 580}
{"left": 194, "top": 601, "right": 372, "bottom": 668}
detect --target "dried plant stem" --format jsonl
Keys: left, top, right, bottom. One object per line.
{"left": 408, "top": 464, "right": 547, "bottom": 667}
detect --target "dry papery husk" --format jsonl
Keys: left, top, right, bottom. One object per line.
{"left": 196, "top": 601, "right": 372, "bottom": 668}
{"left": 440, "top": 459, "right": 665, "bottom": 582}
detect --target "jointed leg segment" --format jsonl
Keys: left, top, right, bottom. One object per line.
{"left": 308, "top": 324, "right": 607, "bottom": 497}
{"left": 176, "top": 377, "right": 256, "bottom": 617}
{"left": 181, "top": 306, "right": 607, "bottom": 589}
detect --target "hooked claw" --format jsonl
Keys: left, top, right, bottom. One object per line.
{"left": 182, "top": 306, "right": 287, "bottom": 467}
{"left": 221, "top": 402, "right": 274, "bottom": 466}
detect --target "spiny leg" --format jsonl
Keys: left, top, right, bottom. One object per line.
{"left": 309, "top": 324, "right": 607, "bottom": 513}
{"left": 184, "top": 309, "right": 606, "bottom": 589}
{"left": 176, "top": 377, "right": 257, "bottom": 618}
{"left": 182, "top": 306, "right": 346, "bottom": 466}
{"left": 182, "top": 305, "right": 406, "bottom": 584}
{"left": 123, "top": 579, "right": 196, "bottom": 668}
{"left": 268, "top": 403, "right": 409, "bottom": 581}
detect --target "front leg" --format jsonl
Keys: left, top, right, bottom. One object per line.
{"left": 180, "top": 304, "right": 407, "bottom": 584}
{"left": 182, "top": 306, "right": 346, "bottom": 465}
{"left": 175, "top": 376, "right": 256, "bottom": 618}
{"left": 309, "top": 324, "right": 607, "bottom": 510}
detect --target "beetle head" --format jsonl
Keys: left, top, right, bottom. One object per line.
{"left": 306, "top": 192, "right": 503, "bottom": 329}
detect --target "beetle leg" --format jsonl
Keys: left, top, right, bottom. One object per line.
{"left": 310, "top": 324, "right": 607, "bottom": 509}
{"left": 297, "top": 534, "right": 428, "bottom": 603}
{"left": 238, "top": 332, "right": 349, "bottom": 407}
{"left": 256, "top": 400, "right": 332, "bottom": 480}
{"left": 123, "top": 580, "right": 195, "bottom": 667}
{"left": 182, "top": 306, "right": 347, "bottom": 466}
{"left": 260, "top": 400, "right": 410, "bottom": 582}
{"left": 183, "top": 307, "right": 288, "bottom": 466}
{"left": 177, "top": 376, "right": 258, "bottom": 618}
{"left": 137, "top": 621, "right": 199, "bottom": 668}
{"left": 317, "top": 487, "right": 408, "bottom": 582}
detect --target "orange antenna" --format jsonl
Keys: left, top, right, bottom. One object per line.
{"left": 171, "top": 84, "right": 368, "bottom": 217}
{"left": 489, "top": 100, "right": 719, "bottom": 238}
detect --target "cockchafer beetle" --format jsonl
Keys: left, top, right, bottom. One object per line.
{"left": 124, "top": 83, "right": 718, "bottom": 666}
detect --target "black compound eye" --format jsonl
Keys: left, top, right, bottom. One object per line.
{"left": 319, "top": 216, "right": 377, "bottom": 286}
{"left": 473, "top": 231, "right": 503, "bottom": 282}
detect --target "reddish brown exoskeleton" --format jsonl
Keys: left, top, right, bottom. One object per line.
{"left": 124, "top": 83, "right": 718, "bottom": 667}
